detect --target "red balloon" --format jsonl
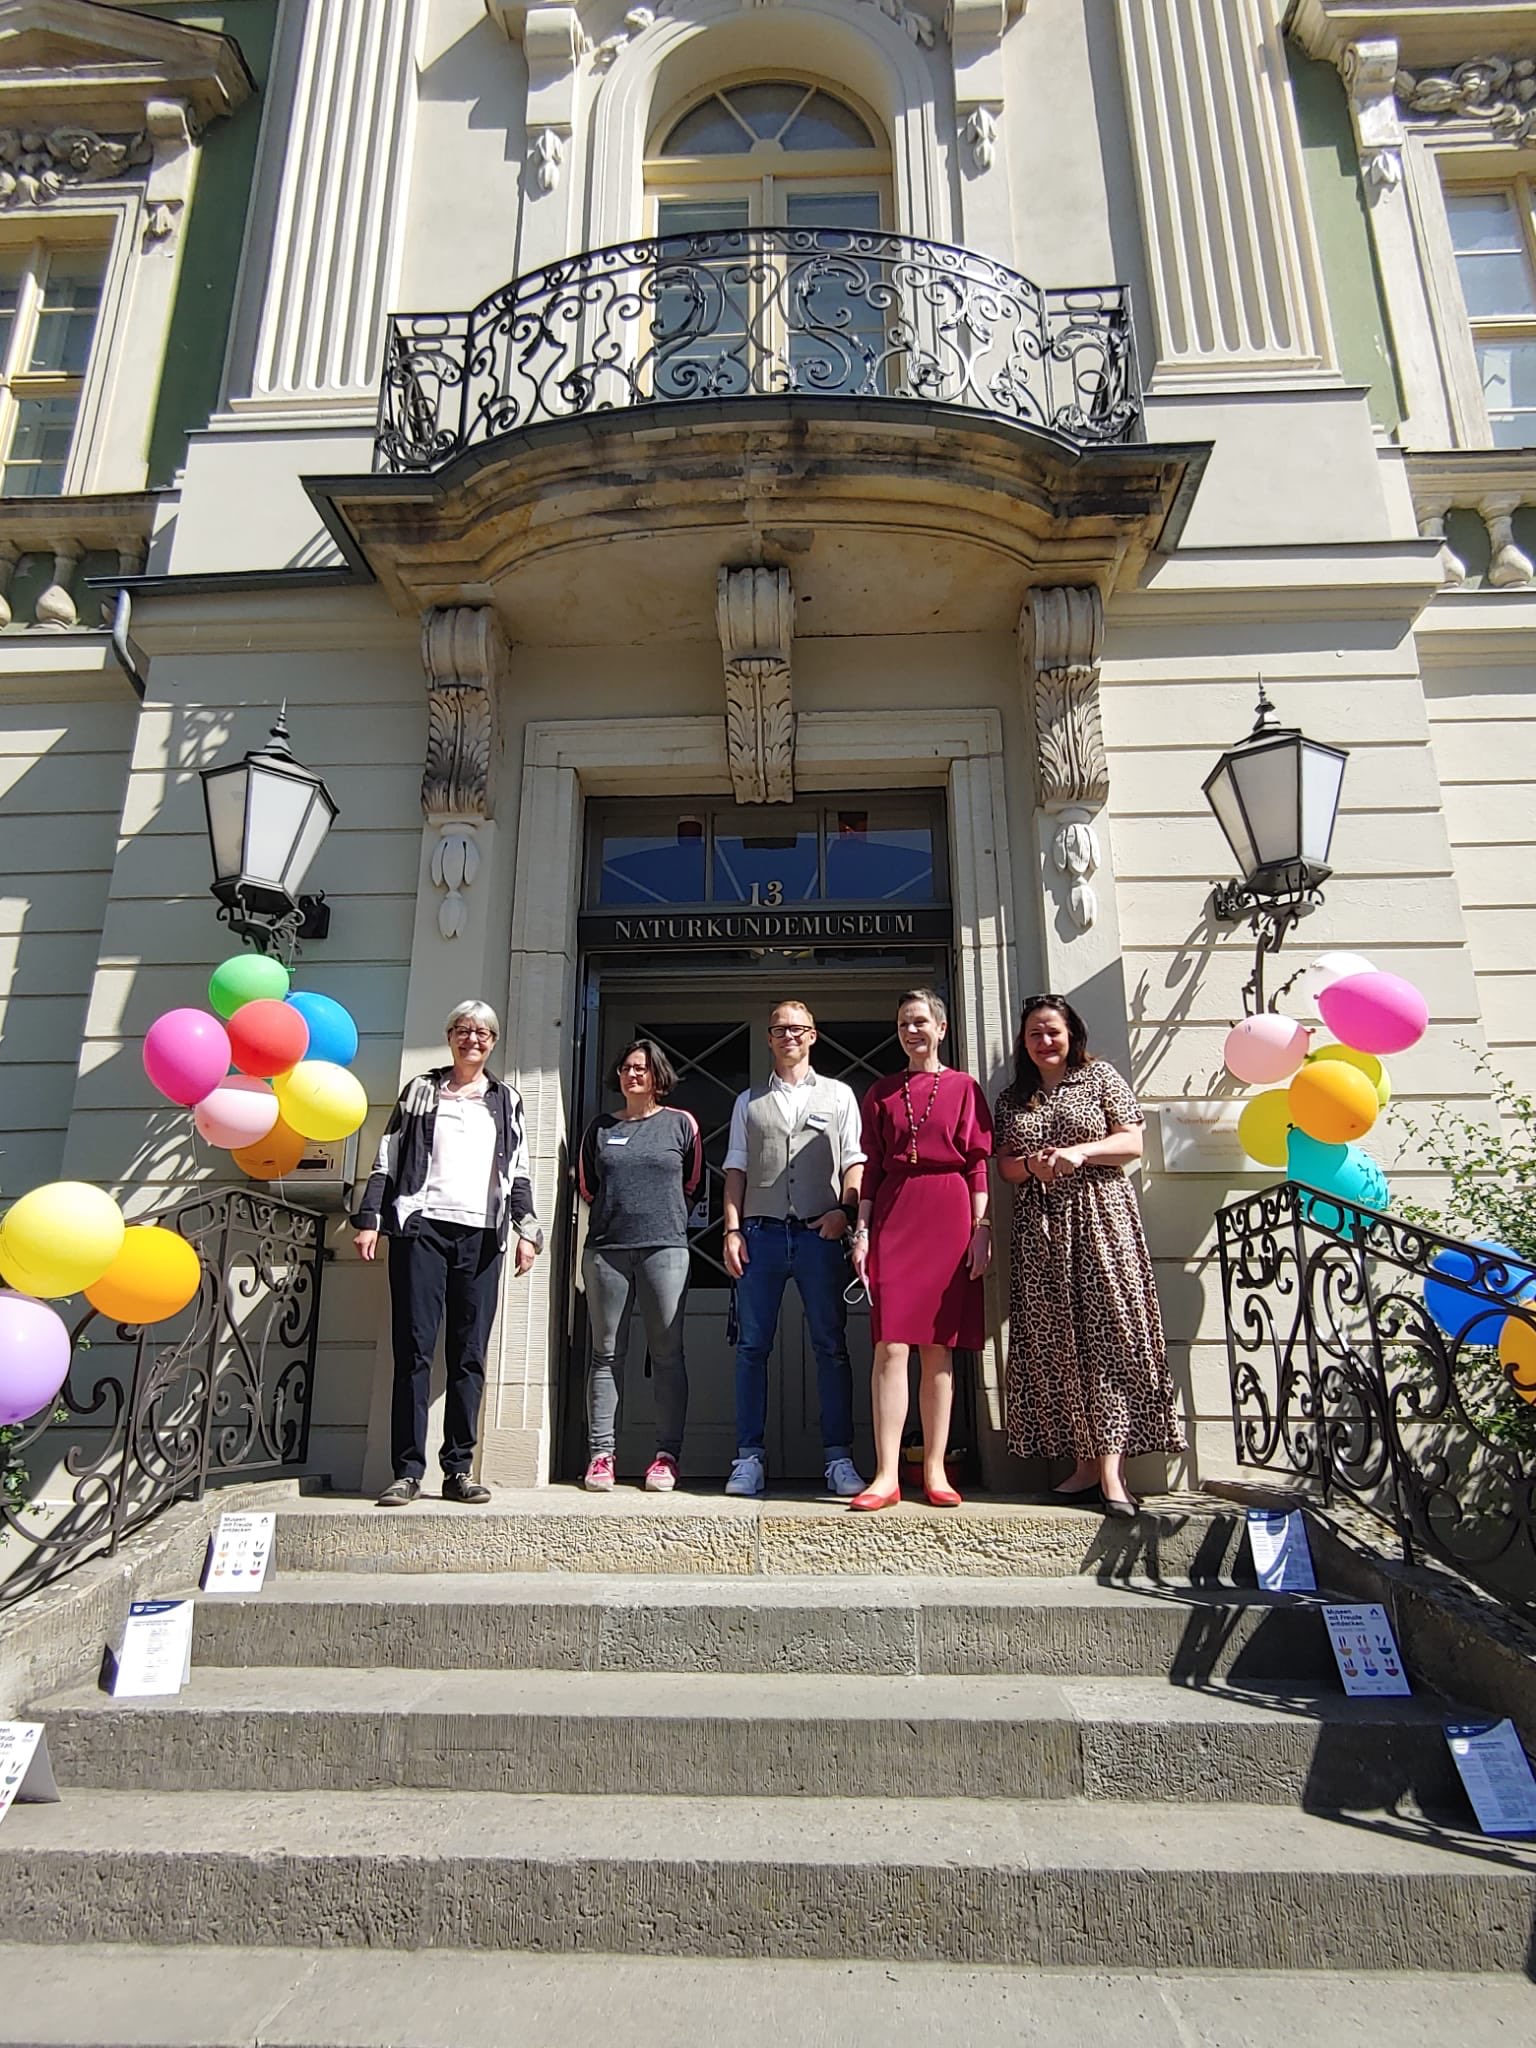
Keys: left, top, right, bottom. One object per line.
{"left": 227, "top": 998, "right": 309, "bottom": 1079}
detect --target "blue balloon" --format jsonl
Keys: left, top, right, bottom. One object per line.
{"left": 284, "top": 991, "right": 359, "bottom": 1068}
{"left": 1423, "top": 1240, "right": 1536, "bottom": 1347}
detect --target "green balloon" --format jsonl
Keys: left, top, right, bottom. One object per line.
{"left": 208, "top": 953, "right": 290, "bottom": 1019}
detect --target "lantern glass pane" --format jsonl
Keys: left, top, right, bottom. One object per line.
{"left": 203, "top": 765, "right": 249, "bottom": 883}
{"left": 1300, "top": 743, "right": 1346, "bottom": 865}
{"left": 242, "top": 765, "right": 315, "bottom": 889}
{"left": 1205, "top": 762, "right": 1258, "bottom": 877}
{"left": 281, "top": 788, "right": 337, "bottom": 894}
{"left": 1230, "top": 738, "right": 1301, "bottom": 869}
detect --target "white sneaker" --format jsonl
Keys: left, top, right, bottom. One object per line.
{"left": 824, "top": 1457, "right": 865, "bottom": 1498}
{"left": 724, "top": 1453, "right": 766, "bottom": 1497}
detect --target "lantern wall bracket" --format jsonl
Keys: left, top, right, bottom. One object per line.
{"left": 1208, "top": 867, "right": 1324, "bottom": 1015}
{"left": 212, "top": 884, "right": 331, "bottom": 959}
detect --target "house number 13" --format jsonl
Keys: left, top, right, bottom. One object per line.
{"left": 748, "top": 880, "right": 785, "bottom": 906}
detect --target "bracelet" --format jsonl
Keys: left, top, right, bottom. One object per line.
{"left": 724, "top": 1227, "right": 744, "bottom": 1239}
{"left": 850, "top": 1224, "right": 869, "bottom": 1240}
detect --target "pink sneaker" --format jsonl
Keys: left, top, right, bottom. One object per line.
{"left": 644, "top": 1452, "right": 678, "bottom": 1493}
{"left": 583, "top": 1453, "right": 615, "bottom": 1491}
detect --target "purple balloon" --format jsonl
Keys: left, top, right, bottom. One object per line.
{"left": 0, "top": 1290, "right": 71, "bottom": 1426}
{"left": 143, "top": 1009, "right": 231, "bottom": 1108}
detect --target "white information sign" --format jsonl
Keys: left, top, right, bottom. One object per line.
{"left": 1447, "top": 1720, "right": 1536, "bottom": 1838}
{"left": 1322, "top": 1602, "right": 1411, "bottom": 1698}
{"left": 202, "top": 1511, "right": 276, "bottom": 1594}
{"left": 0, "top": 1722, "right": 58, "bottom": 1822}
{"left": 111, "top": 1598, "right": 194, "bottom": 1698}
{"left": 1246, "top": 1509, "right": 1317, "bottom": 1591}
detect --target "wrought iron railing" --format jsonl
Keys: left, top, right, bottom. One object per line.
{"left": 374, "top": 228, "right": 1141, "bottom": 472}
{"left": 1217, "top": 1179, "right": 1536, "bottom": 1617}
{"left": 0, "top": 1186, "right": 325, "bottom": 1613}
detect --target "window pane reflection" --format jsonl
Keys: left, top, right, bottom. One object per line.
{"left": 713, "top": 822, "right": 820, "bottom": 902}
{"left": 599, "top": 820, "right": 706, "bottom": 905}
{"left": 825, "top": 817, "right": 936, "bottom": 901}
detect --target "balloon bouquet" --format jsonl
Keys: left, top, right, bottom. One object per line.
{"left": 0, "top": 959, "right": 368, "bottom": 1435}
{"left": 1226, "top": 953, "right": 1536, "bottom": 1406}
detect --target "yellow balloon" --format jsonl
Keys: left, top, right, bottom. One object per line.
{"left": 1499, "top": 1315, "right": 1536, "bottom": 1406}
{"left": 1238, "top": 1089, "right": 1292, "bottom": 1168}
{"left": 274, "top": 1060, "right": 368, "bottom": 1143}
{"left": 1288, "top": 1060, "right": 1379, "bottom": 1146}
{"left": 1309, "top": 1042, "right": 1391, "bottom": 1108}
{"left": 0, "top": 1181, "right": 125, "bottom": 1299}
{"left": 85, "top": 1226, "right": 202, "bottom": 1327}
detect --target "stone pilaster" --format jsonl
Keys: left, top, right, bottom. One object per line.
{"left": 950, "top": 0, "right": 1016, "bottom": 260}
{"left": 248, "top": 0, "right": 424, "bottom": 401}
{"left": 1113, "top": 0, "right": 1334, "bottom": 383}
{"left": 717, "top": 566, "right": 795, "bottom": 805}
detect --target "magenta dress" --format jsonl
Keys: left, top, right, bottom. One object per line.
{"left": 861, "top": 1069, "right": 993, "bottom": 1348}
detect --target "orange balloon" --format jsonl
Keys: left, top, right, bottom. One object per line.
{"left": 85, "top": 1225, "right": 201, "bottom": 1327}
{"left": 1499, "top": 1315, "right": 1536, "bottom": 1406}
{"left": 1288, "top": 1059, "right": 1379, "bottom": 1146}
{"left": 231, "top": 1118, "right": 307, "bottom": 1180}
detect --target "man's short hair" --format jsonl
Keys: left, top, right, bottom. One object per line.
{"left": 768, "top": 998, "right": 816, "bottom": 1027}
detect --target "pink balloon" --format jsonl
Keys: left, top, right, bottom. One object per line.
{"left": 1316, "top": 972, "right": 1429, "bottom": 1057}
{"left": 0, "top": 1290, "right": 71, "bottom": 1426}
{"left": 143, "top": 1009, "right": 231, "bottom": 1108}
{"left": 194, "top": 1076, "right": 280, "bottom": 1150}
{"left": 1223, "top": 1013, "right": 1311, "bottom": 1086}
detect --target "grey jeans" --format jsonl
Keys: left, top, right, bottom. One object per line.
{"left": 581, "top": 1243, "right": 691, "bottom": 1460}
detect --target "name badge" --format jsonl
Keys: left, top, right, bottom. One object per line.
{"left": 603, "top": 1129, "right": 631, "bottom": 1146}
{"left": 806, "top": 1111, "right": 830, "bottom": 1131}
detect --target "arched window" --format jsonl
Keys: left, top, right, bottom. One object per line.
{"left": 646, "top": 78, "right": 890, "bottom": 239}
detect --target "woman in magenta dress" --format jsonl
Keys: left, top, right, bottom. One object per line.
{"left": 848, "top": 988, "right": 993, "bottom": 1510}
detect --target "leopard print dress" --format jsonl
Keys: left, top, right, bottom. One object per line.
{"left": 993, "top": 1060, "right": 1184, "bottom": 1460}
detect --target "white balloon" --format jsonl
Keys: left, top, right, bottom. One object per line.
{"left": 1300, "top": 951, "right": 1376, "bottom": 1020}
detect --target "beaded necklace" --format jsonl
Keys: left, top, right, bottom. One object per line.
{"left": 901, "top": 1068, "right": 943, "bottom": 1165}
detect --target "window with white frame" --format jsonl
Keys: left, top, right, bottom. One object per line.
{"left": 1445, "top": 185, "right": 1536, "bottom": 447}
{"left": 0, "top": 240, "right": 106, "bottom": 496}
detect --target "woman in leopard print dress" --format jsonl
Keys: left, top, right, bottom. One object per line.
{"left": 993, "top": 996, "right": 1183, "bottom": 1515}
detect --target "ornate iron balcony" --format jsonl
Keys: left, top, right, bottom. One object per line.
{"left": 373, "top": 228, "right": 1141, "bottom": 473}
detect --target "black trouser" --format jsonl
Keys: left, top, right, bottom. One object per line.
{"left": 388, "top": 1220, "right": 504, "bottom": 1480}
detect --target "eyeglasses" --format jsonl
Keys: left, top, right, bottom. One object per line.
{"left": 618, "top": 1065, "right": 651, "bottom": 1078}
{"left": 452, "top": 1027, "right": 494, "bottom": 1042}
{"left": 768, "top": 1023, "right": 813, "bottom": 1039}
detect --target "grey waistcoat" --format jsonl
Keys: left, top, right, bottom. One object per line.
{"left": 743, "top": 1077, "right": 846, "bottom": 1221}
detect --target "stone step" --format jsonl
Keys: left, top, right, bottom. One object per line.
{"left": 3, "top": 1791, "right": 1531, "bottom": 1971}
{"left": 270, "top": 1492, "right": 1254, "bottom": 1582}
{"left": 3, "top": 1945, "right": 1535, "bottom": 2048}
{"left": 189, "top": 1571, "right": 1335, "bottom": 1680}
{"left": 34, "top": 1667, "right": 1465, "bottom": 1809}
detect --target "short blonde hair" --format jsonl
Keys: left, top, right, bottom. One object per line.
{"left": 446, "top": 998, "right": 499, "bottom": 1040}
{"left": 769, "top": 998, "right": 816, "bottom": 1027}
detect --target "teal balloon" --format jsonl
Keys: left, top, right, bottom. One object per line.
{"left": 1287, "top": 1131, "right": 1389, "bottom": 1237}
{"left": 285, "top": 992, "right": 359, "bottom": 1068}
{"left": 208, "top": 953, "right": 289, "bottom": 1020}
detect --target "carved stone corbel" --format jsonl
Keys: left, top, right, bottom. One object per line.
{"left": 1021, "top": 586, "right": 1108, "bottom": 813}
{"left": 1341, "top": 40, "right": 1404, "bottom": 196}
{"left": 717, "top": 566, "right": 795, "bottom": 805}
{"left": 421, "top": 605, "right": 507, "bottom": 938}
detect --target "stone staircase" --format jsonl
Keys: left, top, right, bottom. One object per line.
{"left": 2, "top": 1494, "right": 1534, "bottom": 1998}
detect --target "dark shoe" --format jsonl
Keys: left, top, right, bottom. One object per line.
{"left": 1102, "top": 1496, "right": 1140, "bottom": 1521}
{"left": 442, "top": 1472, "right": 491, "bottom": 1505}
{"left": 1051, "top": 1482, "right": 1102, "bottom": 1507}
{"left": 376, "top": 1476, "right": 421, "bottom": 1507}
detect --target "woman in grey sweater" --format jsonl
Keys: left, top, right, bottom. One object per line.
{"left": 576, "top": 1038, "right": 703, "bottom": 1491}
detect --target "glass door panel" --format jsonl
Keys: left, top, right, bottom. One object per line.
{"left": 654, "top": 198, "right": 752, "bottom": 399}
{"left": 785, "top": 190, "right": 885, "bottom": 396}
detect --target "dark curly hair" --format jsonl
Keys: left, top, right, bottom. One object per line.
{"left": 612, "top": 1038, "right": 678, "bottom": 1101}
{"left": 1011, "top": 994, "right": 1091, "bottom": 1101}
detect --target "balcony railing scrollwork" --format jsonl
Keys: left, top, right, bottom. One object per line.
{"left": 0, "top": 1186, "right": 326, "bottom": 1613}
{"left": 1217, "top": 1179, "right": 1536, "bottom": 1618}
{"left": 374, "top": 229, "right": 1141, "bottom": 473}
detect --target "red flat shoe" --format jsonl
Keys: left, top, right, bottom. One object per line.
{"left": 924, "top": 1483, "right": 963, "bottom": 1508}
{"left": 849, "top": 1486, "right": 901, "bottom": 1512}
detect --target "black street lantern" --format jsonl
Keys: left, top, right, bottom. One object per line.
{"left": 200, "top": 710, "right": 338, "bottom": 955}
{"left": 1204, "top": 683, "right": 1348, "bottom": 1011}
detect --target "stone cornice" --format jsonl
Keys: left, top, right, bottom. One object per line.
{"left": 0, "top": 0, "right": 253, "bottom": 132}
{"left": 1287, "top": 2, "right": 1536, "bottom": 73}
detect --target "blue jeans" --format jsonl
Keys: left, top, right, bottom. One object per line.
{"left": 734, "top": 1218, "right": 854, "bottom": 1462}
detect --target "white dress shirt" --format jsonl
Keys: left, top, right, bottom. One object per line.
{"left": 723, "top": 1069, "right": 866, "bottom": 1174}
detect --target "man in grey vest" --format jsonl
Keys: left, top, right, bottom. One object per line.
{"left": 721, "top": 998, "right": 866, "bottom": 1498}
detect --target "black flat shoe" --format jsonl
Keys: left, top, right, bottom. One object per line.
{"left": 1050, "top": 1482, "right": 1102, "bottom": 1507}
{"left": 1102, "top": 1496, "right": 1140, "bottom": 1520}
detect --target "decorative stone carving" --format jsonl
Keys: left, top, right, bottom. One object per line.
{"left": 963, "top": 106, "right": 997, "bottom": 169}
{"left": 418, "top": 610, "right": 503, "bottom": 932}
{"left": 531, "top": 127, "right": 564, "bottom": 192}
{"left": 1341, "top": 40, "right": 1403, "bottom": 195}
{"left": 1395, "top": 56, "right": 1536, "bottom": 145}
{"left": 1479, "top": 495, "right": 1535, "bottom": 587}
{"left": 864, "top": 0, "right": 937, "bottom": 47}
{"left": 593, "top": 4, "right": 665, "bottom": 69}
{"left": 1022, "top": 586, "right": 1108, "bottom": 813}
{"left": 717, "top": 566, "right": 795, "bottom": 805}
{"left": 1052, "top": 809, "right": 1100, "bottom": 931}
{"left": 1416, "top": 499, "right": 1467, "bottom": 589}
{"left": 143, "top": 98, "right": 193, "bottom": 245}
{"left": 0, "top": 124, "right": 150, "bottom": 205}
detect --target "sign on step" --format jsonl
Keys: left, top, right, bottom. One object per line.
{"left": 0, "top": 1723, "right": 59, "bottom": 1823}
{"left": 202, "top": 1511, "right": 275, "bottom": 1594}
